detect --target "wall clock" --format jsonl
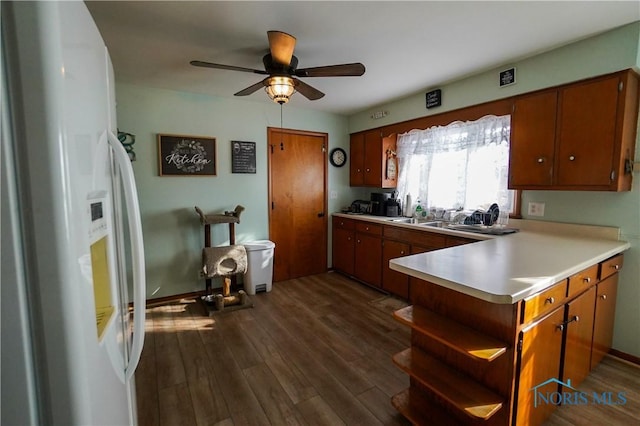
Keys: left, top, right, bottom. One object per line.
{"left": 329, "top": 147, "right": 347, "bottom": 167}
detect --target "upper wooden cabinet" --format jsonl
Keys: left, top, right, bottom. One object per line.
{"left": 350, "top": 130, "right": 397, "bottom": 188}
{"left": 510, "top": 70, "right": 639, "bottom": 191}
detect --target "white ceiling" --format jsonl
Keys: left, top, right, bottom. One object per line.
{"left": 86, "top": 1, "right": 640, "bottom": 116}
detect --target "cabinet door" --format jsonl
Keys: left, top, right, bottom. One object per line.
{"left": 354, "top": 233, "right": 382, "bottom": 287}
{"left": 510, "top": 90, "right": 558, "bottom": 188}
{"left": 563, "top": 286, "right": 596, "bottom": 389}
{"left": 332, "top": 227, "right": 355, "bottom": 276}
{"left": 556, "top": 76, "right": 619, "bottom": 186}
{"left": 516, "top": 308, "right": 564, "bottom": 426}
{"left": 382, "top": 240, "right": 409, "bottom": 299}
{"left": 591, "top": 274, "right": 618, "bottom": 369}
{"left": 363, "top": 129, "right": 383, "bottom": 186}
{"left": 350, "top": 133, "right": 365, "bottom": 186}
{"left": 381, "top": 134, "right": 398, "bottom": 188}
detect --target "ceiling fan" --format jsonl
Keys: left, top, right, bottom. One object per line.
{"left": 190, "top": 31, "right": 366, "bottom": 104}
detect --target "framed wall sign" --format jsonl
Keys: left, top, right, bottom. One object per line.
{"left": 157, "top": 134, "right": 216, "bottom": 176}
{"left": 499, "top": 68, "right": 516, "bottom": 87}
{"left": 426, "top": 89, "right": 442, "bottom": 109}
{"left": 231, "top": 140, "right": 257, "bottom": 173}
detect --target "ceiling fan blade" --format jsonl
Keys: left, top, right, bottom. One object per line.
{"left": 234, "top": 78, "right": 269, "bottom": 96}
{"left": 190, "top": 60, "right": 267, "bottom": 75}
{"left": 295, "top": 63, "right": 366, "bottom": 78}
{"left": 267, "top": 31, "right": 296, "bottom": 66}
{"left": 293, "top": 78, "right": 325, "bottom": 101}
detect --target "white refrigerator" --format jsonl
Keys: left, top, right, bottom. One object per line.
{"left": 1, "top": 2, "right": 146, "bottom": 425}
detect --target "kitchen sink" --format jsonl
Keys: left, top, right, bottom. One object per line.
{"left": 386, "top": 217, "right": 413, "bottom": 223}
{"left": 419, "top": 221, "right": 447, "bottom": 228}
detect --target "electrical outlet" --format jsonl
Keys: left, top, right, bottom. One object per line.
{"left": 330, "top": 190, "right": 338, "bottom": 200}
{"left": 528, "top": 202, "right": 545, "bottom": 217}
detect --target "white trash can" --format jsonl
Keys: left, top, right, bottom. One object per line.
{"left": 243, "top": 240, "right": 275, "bottom": 295}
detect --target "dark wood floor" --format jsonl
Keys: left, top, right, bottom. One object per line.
{"left": 135, "top": 272, "right": 639, "bottom": 426}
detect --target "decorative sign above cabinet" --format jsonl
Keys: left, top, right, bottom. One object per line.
{"left": 500, "top": 67, "right": 516, "bottom": 87}
{"left": 426, "top": 89, "right": 442, "bottom": 109}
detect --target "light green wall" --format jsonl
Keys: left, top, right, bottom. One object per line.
{"left": 348, "top": 21, "right": 640, "bottom": 356}
{"left": 117, "top": 22, "right": 640, "bottom": 356}
{"left": 115, "top": 84, "right": 357, "bottom": 299}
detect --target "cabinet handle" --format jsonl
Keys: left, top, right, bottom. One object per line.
{"left": 357, "top": 239, "right": 361, "bottom": 244}
{"left": 340, "top": 221, "right": 344, "bottom": 226}
{"left": 365, "top": 226, "right": 369, "bottom": 231}
{"left": 610, "top": 264, "right": 620, "bottom": 270}
{"left": 545, "top": 297, "right": 555, "bottom": 304}
{"left": 347, "top": 237, "right": 351, "bottom": 241}
{"left": 357, "top": 168, "right": 361, "bottom": 172}
{"left": 366, "top": 168, "right": 370, "bottom": 172}
{"left": 569, "top": 155, "right": 576, "bottom": 161}
{"left": 400, "top": 250, "right": 405, "bottom": 255}
{"left": 600, "top": 294, "right": 607, "bottom": 300}
{"left": 556, "top": 324, "right": 564, "bottom": 332}
{"left": 537, "top": 157, "right": 545, "bottom": 163}
{"left": 571, "top": 315, "right": 580, "bottom": 323}
{"left": 583, "top": 277, "right": 591, "bottom": 284}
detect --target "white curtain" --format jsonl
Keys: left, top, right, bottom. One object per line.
{"left": 396, "top": 114, "right": 511, "bottom": 214}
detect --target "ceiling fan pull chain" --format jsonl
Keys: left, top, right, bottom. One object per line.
{"left": 280, "top": 103, "right": 285, "bottom": 150}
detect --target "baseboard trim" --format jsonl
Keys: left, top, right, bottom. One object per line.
{"left": 609, "top": 349, "right": 640, "bottom": 366}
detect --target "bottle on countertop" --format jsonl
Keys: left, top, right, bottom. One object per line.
{"left": 414, "top": 199, "right": 424, "bottom": 220}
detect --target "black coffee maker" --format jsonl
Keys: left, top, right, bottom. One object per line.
{"left": 370, "top": 193, "right": 390, "bottom": 216}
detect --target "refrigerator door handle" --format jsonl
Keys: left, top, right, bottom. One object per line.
{"left": 107, "top": 130, "right": 146, "bottom": 381}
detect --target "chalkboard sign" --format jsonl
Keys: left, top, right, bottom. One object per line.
{"left": 426, "top": 89, "right": 442, "bottom": 109}
{"left": 158, "top": 134, "right": 216, "bottom": 176}
{"left": 500, "top": 68, "right": 516, "bottom": 87}
{"left": 231, "top": 141, "right": 256, "bottom": 174}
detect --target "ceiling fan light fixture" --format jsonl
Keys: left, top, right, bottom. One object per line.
{"left": 265, "top": 76, "right": 296, "bottom": 104}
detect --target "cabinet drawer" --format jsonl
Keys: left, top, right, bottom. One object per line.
{"left": 599, "top": 254, "right": 623, "bottom": 281}
{"left": 356, "top": 222, "right": 382, "bottom": 236}
{"left": 567, "top": 264, "right": 599, "bottom": 298}
{"left": 384, "top": 226, "right": 446, "bottom": 249}
{"left": 333, "top": 216, "right": 355, "bottom": 230}
{"left": 521, "top": 281, "right": 567, "bottom": 324}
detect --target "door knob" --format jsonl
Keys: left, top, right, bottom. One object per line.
{"left": 317, "top": 212, "right": 325, "bottom": 217}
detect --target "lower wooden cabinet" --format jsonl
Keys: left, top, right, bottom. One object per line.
{"left": 382, "top": 240, "right": 410, "bottom": 298}
{"left": 332, "top": 217, "right": 478, "bottom": 298}
{"left": 562, "top": 285, "right": 596, "bottom": 390}
{"left": 332, "top": 227, "right": 354, "bottom": 275}
{"left": 354, "top": 232, "right": 382, "bottom": 287}
{"left": 591, "top": 273, "right": 619, "bottom": 369}
{"left": 391, "top": 253, "right": 624, "bottom": 425}
{"left": 516, "top": 308, "right": 564, "bottom": 426}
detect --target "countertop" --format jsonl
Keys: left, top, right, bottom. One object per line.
{"left": 333, "top": 213, "right": 629, "bottom": 304}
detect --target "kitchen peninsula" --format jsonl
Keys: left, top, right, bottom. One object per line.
{"left": 383, "top": 218, "right": 628, "bottom": 425}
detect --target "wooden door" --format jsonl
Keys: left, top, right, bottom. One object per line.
{"left": 363, "top": 129, "right": 382, "bottom": 186}
{"left": 332, "top": 227, "right": 355, "bottom": 276}
{"left": 382, "top": 239, "right": 409, "bottom": 299}
{"left": 354, "top": 233, "right": 382, "bottom": 287}
{"left": 591, "top": 274, "right": 618, "bottom": 369}
{"left": 509, "top": 90, "right": 557, "bottom": 188}
{"left": 268, "top": 127, "right": 327, "bottom": 282}
{"left": 516, "top": 308, "right": 564, "bottom": 426}
{"left": 349, "top": 133, "right": 365, "bottom": 186}
{"left": 563, "top": 286, "right": 596, "bottom": 389}
{"left": 556, "top": 76, "right": 619, "bottom": 186}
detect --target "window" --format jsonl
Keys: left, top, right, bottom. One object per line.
{"left": 396, "top": 115, "right": 513, "bottom": 218}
